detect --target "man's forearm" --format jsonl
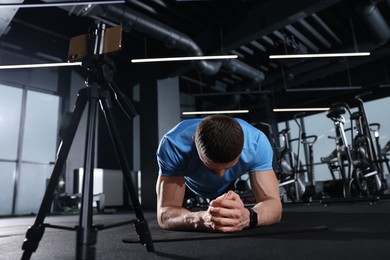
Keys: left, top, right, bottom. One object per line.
{"left": 157, "top": 206, "right": 210, "bottom": 231}
{"left": 253, "top": 198, "right": 282, "bottom": 226}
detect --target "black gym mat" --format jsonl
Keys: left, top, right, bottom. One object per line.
{"left": 122, "top": 219, "right": 327, "bottom": 243}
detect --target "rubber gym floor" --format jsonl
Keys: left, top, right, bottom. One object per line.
{"left": 1, "top": 197, "right": 389, "bottom": 260}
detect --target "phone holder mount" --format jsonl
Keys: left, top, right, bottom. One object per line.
{"left": 20, "top": 22, "right": 154, "bottom": 260}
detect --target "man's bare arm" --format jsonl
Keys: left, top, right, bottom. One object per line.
{"left": 156, "top": 175, "right": 214, "bottom": 231}
{"left": 250, "top": 170, "right": 282, "bottom": 226}
{"left": 156, "top": 170, "right": 281, "bottom": 232}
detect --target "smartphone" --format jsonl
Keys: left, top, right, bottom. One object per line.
{"left": 68, "top": 25, "right": 122, "bottom": 62}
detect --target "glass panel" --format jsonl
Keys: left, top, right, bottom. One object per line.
{"left": 0, "top": 84, "right": 23, "bottom": 160}
{"left": 364, "top": 96, "right": 390, "bottom": 149}
{"left": 15, "top": 163, "right": 54, "bottom": 214}
{"left": 304, "top": 112, "right": 339, "bottom": 181}
{"left": 279, "top": 113, "right": 346, "bottom": 181}
{"left": 22, "top": 91, "right": 59, "bottom": 163}
{"left": 0, "top": 162, "right": 16, "bottom": 215}
{"left": 30, "top": 67, "right": 59, "bottom": 92}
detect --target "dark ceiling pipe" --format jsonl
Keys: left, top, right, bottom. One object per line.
{"left": 282, "top": 0, "right": 390, "bottom": 89}
{"left": 99, "top": 5, "right": 220, "bottom": 75}
{"left": 223, "top": 59, "right": 265, "bottom": 83}
{"left": 97, "top": 4, "right": 265, "bottom": 82}
{"left": 355, "top": 0, "right": 390, "bottom": 45}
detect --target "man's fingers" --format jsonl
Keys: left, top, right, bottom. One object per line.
{"left": 211, "top": 195, "right": 243, "bottom": 209}
{"left": 208, "top": 205, "right": 240, "bottom": 218}
{"left": 210, "top": 191, "right": 242, "bottom": 207}
{"left": 209, "top": 213, "right": 242, "bottom": 232}
{"left": 207, "top": 199, "right": 248, "bottom": 233}
{"left": 224, "top": 190, "right": 241, "bottom": 201}
{"left": 210, "top": 213, "right": 239, "bottom": 227}
{"left": 210, "top": 198, "right": 236, "bottom": 209}
{"left": 212, "top": 190, "right": 240, "bottom": 202}
{"left": 213, "top": 223, "right": 241, "bottom": 232}
{"left": 210, "top": 192, "right": 227, "bottom": 205}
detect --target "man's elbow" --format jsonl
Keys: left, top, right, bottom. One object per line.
{"left": 268, "top": 199, "right": 282, "bottom": 224}
{"left": 275, "top": 210, "right": 282, "bottom": 223}
{"left": 274, "top": 201, "right": 283, "bottom": 223}
{"left": 156, "top": 210, "right": 168, "bottom": 229}
{"left": 157, "top": 209, "right": 175, "bottom": 230}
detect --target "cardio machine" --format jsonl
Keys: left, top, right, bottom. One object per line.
{"left": 324, "top": 95, "right": 382, "bottom": 198}
{"left": 252, "top": 115, "right": 306, "bottom": 202}
{"left": 277, "top": 126, "right": 306, "bottom": 202}
{"left": 351, "top": 93, "right": 384, "bottom": 194}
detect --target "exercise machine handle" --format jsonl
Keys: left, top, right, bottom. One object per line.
{"left": 302, "top": 135, "right": 318, "bottom": 144}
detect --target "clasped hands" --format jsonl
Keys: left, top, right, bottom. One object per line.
{"left": 202, "top": 190, "right": 249, "bottom": 232}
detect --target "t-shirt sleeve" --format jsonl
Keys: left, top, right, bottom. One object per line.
{"left": 249, "top": 132, "right": 274, "bottom": 172}
{"left": 156, "top": 136, "right": 185, "bottom": 176}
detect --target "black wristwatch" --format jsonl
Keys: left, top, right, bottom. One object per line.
{"left": 247, "top": 207, "right": 258, "bottom": 228}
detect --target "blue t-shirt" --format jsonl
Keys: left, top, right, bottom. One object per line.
{"left": 156, "top": 118, "right": 273, "bottom": 198}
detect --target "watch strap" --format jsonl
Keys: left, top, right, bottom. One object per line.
{"left": 247, "top": 207, "right": 258, "bottom": 228}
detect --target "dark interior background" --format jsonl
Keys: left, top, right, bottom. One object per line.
{"left": 1, "top": 0, "right": 389, "bottom": 123}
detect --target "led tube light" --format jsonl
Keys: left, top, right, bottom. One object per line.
{"left": 273, "top": 108, "right": 330, "bottom": 112}
{"left": 0, "top": 1, "right": 124, "bottom": 8}
{"left": 132, "top": 55, "right": 238, "bottom": 63}
{"left": 269, "top": 52, "right": 370, "bottom": 59}
{"left": 182, "top": 109, "right": 249, "bottom": 115}
{"left": 0, "top": 62, "right": 82, "bottom": 69}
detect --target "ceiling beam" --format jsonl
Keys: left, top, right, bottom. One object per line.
{"left": 220, "top": 0, "right": 343, "bottom": 52}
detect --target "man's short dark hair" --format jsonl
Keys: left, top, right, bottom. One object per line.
{"left": 195, "top": 115, "right": 244, "bottom": 163}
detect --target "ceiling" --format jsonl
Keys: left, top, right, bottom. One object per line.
{"left": 1, "top": 0, "right": 390, "bottom": 121}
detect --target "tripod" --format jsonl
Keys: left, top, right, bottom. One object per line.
{"left": 21, "top": 36, "right": 154, "bottom": 259}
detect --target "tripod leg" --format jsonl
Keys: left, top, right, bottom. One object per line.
{"left": 99, "top": 91, "right": 154, "bottom": 252}
{"left": 76, "top": 87, "right": 100, "bottom": 260}
{"left": 21, "top": 88, "right": 89, "bottom": 260}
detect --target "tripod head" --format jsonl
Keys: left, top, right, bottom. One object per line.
{"left": 67, "top": 22, "right": 136, "bottom": 119}
{"left": 68, "top": 22, "right": 121, "bottom": 84}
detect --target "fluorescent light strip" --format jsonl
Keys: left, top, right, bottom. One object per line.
{"left": 0, "top": 1, "right": 124, "bottom": 8}
{"left": 273, "top": 108, "right": 330, "bottom": 112}
{"left": 269, "top": 52, "right": 370, "bottom": 59}
{"left": 182, "top": 110, "right": 249, "bottom": 115}
{"left": 0, "top": 62, "right": 82, "bottom": 69}
{"left": 285, "top": 86, "right": 361, "bottom": 92}
{"left": 131, "top": 55, "right": 238, "bottom": 63}
{"left": 193, "top": 90, "right": 271, "bottom": 97}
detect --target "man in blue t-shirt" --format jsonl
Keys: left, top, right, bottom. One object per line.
{"left": 156, "top": 115, "right": 282, "bottom": 232}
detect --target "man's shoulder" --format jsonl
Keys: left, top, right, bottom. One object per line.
{"left": 235, "top": 118, "right": 264, "bottom": 137}
{"left": 160, "top": 119, "right": 199, "bottom": 152}
{"left": 236, "top": 118, "right": 259, "bottom": 131}
{"left": 169, "top": 118, "right": 200, "bottom": 132}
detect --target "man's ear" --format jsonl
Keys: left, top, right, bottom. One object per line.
{"left": 192, "top": 135, "right": 195, "bottom": 142}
